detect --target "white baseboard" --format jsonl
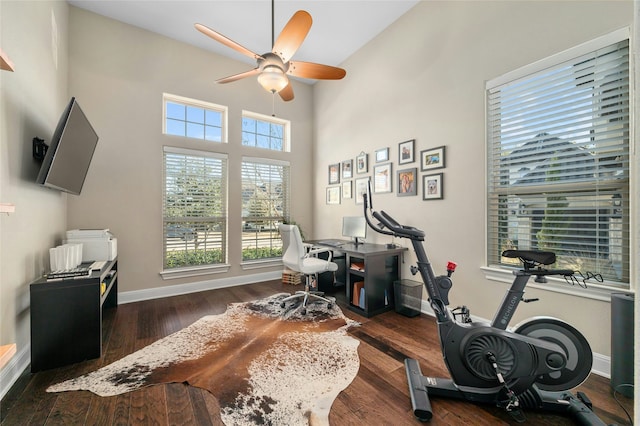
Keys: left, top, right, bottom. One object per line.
{"left": 417, "top": 299, "right": 611, "bottom": 378}
{"left": 119, "top": 270, "right": 282, "bottom": 304}
{"left": 0, "top": 343, "right": 30, "bottom": 401}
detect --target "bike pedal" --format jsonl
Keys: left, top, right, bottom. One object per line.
{"left": 506, "top": 408, "right": 527, "bottom": 423}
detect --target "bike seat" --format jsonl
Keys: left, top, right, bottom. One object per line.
{"left": 502, "top": 250, "right": 556, "bottom": 265}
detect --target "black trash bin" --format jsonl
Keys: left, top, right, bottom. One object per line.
{"left": 394, "top": 279, "right": 423, "bottom": 317}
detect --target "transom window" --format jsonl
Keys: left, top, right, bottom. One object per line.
{"left": 486, "top": 29, "right": 630, "bottom": 290}
{"left": 241, "top": 158, "right": 290, "bottom": 261}
{"left": 163, "top": 93, "right": 227, "bottom": 142}
{"left": 242, "top": 111, "right": 289, "bottom": 151}
{"left": 163, "top": 147, "right": 228, "bottom": 270}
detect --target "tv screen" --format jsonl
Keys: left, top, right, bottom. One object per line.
{"left": 342, "top": 216, "right": 367, "bottom": 244}
{"left": 36, "top": 97, "right": 99, "bottom": 195}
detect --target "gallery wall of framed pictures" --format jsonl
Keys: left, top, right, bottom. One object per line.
{"left": 325, "top": 141, "right": 446, "bottom": 205}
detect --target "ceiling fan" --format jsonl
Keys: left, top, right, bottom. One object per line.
{"left": 195, "top": 1, "right": 346, "bottom": 102}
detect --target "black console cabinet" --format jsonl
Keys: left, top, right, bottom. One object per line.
{"left": 30, "top": 258, "right": 118, "bottom": 372}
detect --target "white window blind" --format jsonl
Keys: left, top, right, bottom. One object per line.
{"left": 163, "top": 147, "right": 228, "bottom": 269}
{"left": 486, "top": 31, "right": 630, "bottom": 289}
{"left": 241, "top": 157, "right": 290, "bottom": 260}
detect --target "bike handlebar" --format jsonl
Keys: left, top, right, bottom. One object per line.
{"left": 365, "top": 194, "right": 426, "bottom": 240}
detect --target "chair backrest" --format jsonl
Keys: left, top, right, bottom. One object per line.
{"left": 279, "top": 224, "right": 305, "bottom": 272}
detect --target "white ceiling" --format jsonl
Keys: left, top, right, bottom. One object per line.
{"left": 68, "top": 0, "right": 419, "bottom": 77}
{"left": 68, "top": 0, "right": 419, "bottom": 73}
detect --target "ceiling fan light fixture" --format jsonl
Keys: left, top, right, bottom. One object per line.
{"left": 258, "top": 65, "right": 288, "bottom": 93}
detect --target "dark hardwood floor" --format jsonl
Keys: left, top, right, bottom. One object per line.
{"left": 1, "top": 280, "right": 633, "bottom": 425}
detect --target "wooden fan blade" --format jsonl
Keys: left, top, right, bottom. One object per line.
{"left": 272, "top": 11, "right": 312, "bottom": 62}
{"left": 195, "top": 23, "right": 262, "bottom": 61}
{"left": 279, "top": 82, "right": 294, "bottom": 102}
{"left": 216, "top": 68, "right": 260, "bottom": 84}
{"left": 287, "top": 61, "right": 346, "bottom": 80}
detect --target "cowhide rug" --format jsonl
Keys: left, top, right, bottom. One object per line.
{"left": 47, "top": 293, "right": 360, "bottom": 425}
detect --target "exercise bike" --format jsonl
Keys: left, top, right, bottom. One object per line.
{"left": 362, "top": 187, "right": 607, "bottom": 425}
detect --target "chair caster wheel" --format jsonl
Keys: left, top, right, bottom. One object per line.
{"left": 301, "top": 308, "right": 307, "bottom": 315}
{"left": 327, "top": 303, "right": 333, "bottom": 309}
{"left": 280, "top": 302, "right": 286, "bottom": 308}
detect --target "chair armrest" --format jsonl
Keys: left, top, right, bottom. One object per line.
{"left": 305, "top": 245, "right": 333, "bottom": 262}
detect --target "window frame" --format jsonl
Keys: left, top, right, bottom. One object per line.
{"left": 163, "top": 93, "right": 228, "bottom": 143}
{"left": 160, "top": 146, "right": 230, "bottom": 279}
{"left": 240, "top": 156, "right": 291, "bottom": 266}
{"left": 484, "top": 28, "right": 633, "bottom": 298}
{"left": 241, "top": 110, "right": 291, "bottom": 152}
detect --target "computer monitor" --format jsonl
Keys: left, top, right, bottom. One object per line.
{"left": 342, "top": 216, "right": 367, "bottom": 245}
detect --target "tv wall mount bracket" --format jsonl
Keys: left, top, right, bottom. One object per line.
{"left": 33, "top": 137, "right": 48, "bottom": 161}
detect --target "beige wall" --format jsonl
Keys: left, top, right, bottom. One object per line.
{"left": 0, "top": 0, "right": 69, "bottom": 390}
{"left": 313, "top": 0, "right": 633, "bottom": 358}
{"left": 66, "top": 7, "right": 315, "bottom": 293}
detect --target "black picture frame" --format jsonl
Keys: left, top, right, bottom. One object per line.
{"left": 423, "top": 173, "right": 444, "bottom": 200}
{"left": 398, "top": 139, "right": 415, "bottom": 164}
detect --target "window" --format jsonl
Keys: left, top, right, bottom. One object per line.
{"left": 486, "top": 29, "right": 630, "bottom": 290}
{"left": 163, "top": 147, "right": 228, "bottom": 270}
{"left": 163, "top": 93, "right": 227, "bottom": 142}
{"left": 241, "top": 158, "right": 290, "bottom": 261}
{"left": 242, "top": 111, "right": 289, "bottom": 151}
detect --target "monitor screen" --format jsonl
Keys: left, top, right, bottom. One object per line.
{"left": 342, "top": 216, "right": 367, "bottom": 244}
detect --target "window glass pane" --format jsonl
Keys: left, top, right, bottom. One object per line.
{"left": 166, "top": 102, "right": 185, "bottom": 120}
{"left": 256, "top": 120, "right": 270, "bottom": 136}
{"left": 166, "top": 119, "right": 185, "bottom": 136}
{"left": 242, "top": 117, "right": 256, "bottom": 133}
{"left": 186, "top": 106, "right": 204, "bottom": 124}
{"left": 206, "top": 110, "right": 222, "bottom": 127}
{"left": 242, "top": 131, "right": 256, "bottom": 146}
{"left": 205, "top": 125, "right": 222, "bottom": 142}
{"left": 257, "top": 134, "right": 270, "bottom": 149}
{"left": 271, "top": 137, "right": 282, "bottom": 151}
{"left": 186, "top": 123, "right": 205, "bottom": 139}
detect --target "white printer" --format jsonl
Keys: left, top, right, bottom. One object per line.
{"left": 65, "top": 229, "right": 117, "bottom": 262}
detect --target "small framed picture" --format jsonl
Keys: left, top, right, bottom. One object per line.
{"left": 397, "top": 167, "right": 417, "bottom": 197}
{"left": 341, "top": 159, "right": 353, "bottom": 180}
{"left": 356, "top": 153, "right": 368, "bottom": 174}
{"left": 423, "top": 173, "right": 443, "bottom": 200}
{"left": 398, "top": 139, "right": 415, "bottom": 164}
{"left": 328, "top": 163, "right": 340, "bottom": 184}
{"left": 420, "top": 146, "right": 445, "bottom": 171}
{"left": 327, "top": 186, "right": 341, "bottom": 204}
{"left": 354, "top": 177, "right": 370, "bottom": 205}
{"left": 342, "top": 180, "right": 352, "bottom": 199}
{"left": 375, "top": 147, "right": 389, "bottom": 163}
{"left": 373, "top": 163, "right": 392, "bottom": 193}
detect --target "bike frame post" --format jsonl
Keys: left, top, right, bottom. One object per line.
{"left": 491, "top": 271, "right": 530, "bottom": 329}
{"left": 411, "top": 239, "right": 451, "bottom": 322}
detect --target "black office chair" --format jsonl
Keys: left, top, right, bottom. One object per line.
{"left": 279, "top": 224, "right": 337, "bottom": 314}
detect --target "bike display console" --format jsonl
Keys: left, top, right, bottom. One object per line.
{"left": 30, "top": 258, "right": 118, "bottom": 372}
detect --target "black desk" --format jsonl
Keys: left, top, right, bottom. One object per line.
{"left": 29, "top": 259, "right": 118, "bottom": 372}
{"left": 311, "top": 240, "right": 407, "bottom": 317}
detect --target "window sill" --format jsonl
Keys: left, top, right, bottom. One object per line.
{"left": 481, "top": 266, "right": 632, "bottom": 302}
{"left": 160, "top": 264, "right": 231, "bottom": 280}
{"left": 241, "top": 259, "right": 283, "bottom": 270}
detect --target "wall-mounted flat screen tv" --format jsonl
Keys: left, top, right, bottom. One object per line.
{"left": 36, "top": 97, "right": 99, "bottom": 195}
